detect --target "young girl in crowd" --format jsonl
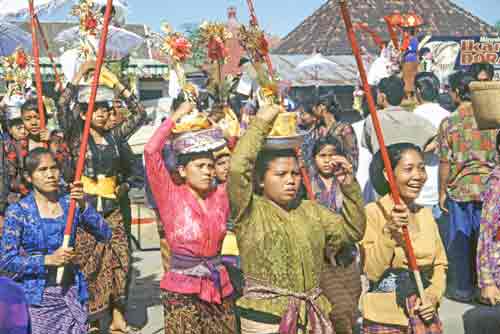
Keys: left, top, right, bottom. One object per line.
{"left": 311, "top": 136, "right": 362, "bottom": 334}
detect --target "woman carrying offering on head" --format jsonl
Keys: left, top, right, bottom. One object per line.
{"left": 144, "top": 102, "right": 236, "bottom": 334}
{"left": 228, "top": 103, "right": 366, "bottom": 333}
{"left": 57, "top": 60, "right": 147, "bottom": 333}
{"left": 0, "top": 148, "right": 111, "bottom": 334}
{"left": 361, "top": 143, "right": 447, "bottom": 333}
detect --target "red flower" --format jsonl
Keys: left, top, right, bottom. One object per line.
{"left": 84, "top": 16, "right": 98, "bottom": 31}
{"left": 207, "top": 38, "right": 228, "bottom": 62}
{"left": 257, "top": 35, "right": 269, "bottom": 56}
{"left": 170, "top": 36, "right": 192, "bottom": 62}
{"left": 15, "top": 50, "right": 28, "bottom": 69}
{"left": 7, "top": 151, "right": 17, "bottom": 161}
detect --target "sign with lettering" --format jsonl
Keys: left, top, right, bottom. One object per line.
{"left": 421, "top": 36, "right": 500, "bottom": 81}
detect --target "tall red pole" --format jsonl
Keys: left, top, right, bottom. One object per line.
{"left": 34, "top": 14, "right": 63, "bottom": 91}
{"left": 338, "top": 0, "right": 426, "bottom": 300}
{"left": 57, "top": 0, "right": 114, "bottom": 283}
{"left": 28, "top": 0, "right": 46, "bottom": 129}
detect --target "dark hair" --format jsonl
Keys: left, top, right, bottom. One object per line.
{"left": 8, "top": 118, "right": 23, "bottom": 128}
{"left": 378, "top": 75, "right": 405, "bottom": 106}
{"left": 255, "top": 149, "right": 298, "bottom": 193}
{"left": 24, "top": 147, "right": 57, "bottom": 176}
{"left": 448, "top": 71, "right": 473, "bottom": 102}
{"left": 418, "top": 47, "right": 431, "bottom": 61}
{"left": 470, "top": 62, "right": 495, "bottom": 81}
{"left": 415, "top": 72, "right": 440, "bottom": 102}
{"left": 312, "top": 136, "right": 345, "bottom": 158}
{"left": 78, "top": 101, "right": 111, "bottom": 113}
{"left": 369, "top": 143, "right": 423, "bottom": 196}
{"left": 21, "top": 99, "right": 46, "bottom": 117}
{"left": 314, "top": 93, "right": 343, "bottom": 114}
{"left": 176, "top": 151, "right": 214, "bottom": 168}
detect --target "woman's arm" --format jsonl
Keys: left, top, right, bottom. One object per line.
{"left": 228, "top": 106, "right": 278, "bottom": 223}
{"left": 78, "top": 204, "right": 112, "bottom": 242}
{"left": 359, "top": 205, "right": 397, "bottom": 282}
{"left": 144, "top": 104, "right": 190, "bottom": 211}
{"left": 0, "top": 206, "right": 46, "bottom": 276}
{"left": 112, "top": 82, "right": 147, "bottom": 141}
{"left": 316, "top": 182, "right": 366, "bottom": 254}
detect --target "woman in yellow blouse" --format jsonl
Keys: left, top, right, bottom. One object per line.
{"left": 361, "top": 143, "right": 448, "bottom": 333}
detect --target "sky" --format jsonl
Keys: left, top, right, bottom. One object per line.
{"left": 46, "top": 0, "right": 500, "bottom": 37}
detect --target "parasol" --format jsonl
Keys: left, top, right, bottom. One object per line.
{"left": 0, "top": 21, "right": 32, "bottom": 56}
{"left": 0, "top": 0, "right": 69, "bottom": 19}
{"left": 296, "top": 53, "right": 338, "bottom": 82}
{"left": 55, "top": 25, "right": 144, "bottom": 59}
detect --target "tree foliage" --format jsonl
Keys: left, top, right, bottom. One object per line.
{"left": 180, "top": 22, "right": 207, "bottom": 68}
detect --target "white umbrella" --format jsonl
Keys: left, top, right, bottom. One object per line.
{"left": 296, "top": 53, "right": 339, "bottom": 81}
{"left": 56, "top": 25, "right": 144, "bottom": 59}
{"left": 0, "top": 21, "right": 32, "bottom": 56}
{"left": 0, "top": 0, "right": 70, "bottom": 19}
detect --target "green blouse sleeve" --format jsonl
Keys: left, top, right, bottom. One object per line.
{"left": 228, "top": 117, "right": 272, "bottom": 223}
{"left": 315, "top": 182, "right": 367, "bottom": 254}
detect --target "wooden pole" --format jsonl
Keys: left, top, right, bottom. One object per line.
{"left": 57, "top": 0, "right": 114, "bottom": 283}
{"left": 338, "top": 0, "right": 426, "bottom": 301}
{"left": 34, "top": 14, "right": 63, "bottom": 91}
{"left": 28, "top": 0, "right": 46, "bottom": 129}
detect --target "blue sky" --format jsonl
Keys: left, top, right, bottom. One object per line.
{"left": 47, "top": 0, "right": 500, "bottom": 36}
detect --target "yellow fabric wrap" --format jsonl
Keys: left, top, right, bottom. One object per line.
{"left": 221, "top": 231, "right": 240, "bottom": 256}
{"left": 82, "top": 175, "right": 118, "bottom": 199}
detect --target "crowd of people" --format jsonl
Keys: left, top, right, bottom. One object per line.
{"left": 0, "top": 29, "right": 500, "bottom": 334}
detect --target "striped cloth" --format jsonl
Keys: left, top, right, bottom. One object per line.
{"left": 320, "top": 261, "right": 362, "bottom": 334}
{"left": 29, "top": 286, "right": 87, "bottom": 334}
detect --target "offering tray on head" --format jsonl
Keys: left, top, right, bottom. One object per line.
{"left": 263, "top": 111, "right": 306, "bottom": 150}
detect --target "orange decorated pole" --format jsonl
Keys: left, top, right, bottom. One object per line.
{"left": 57, "top": 0, "right": 114, "bottom": 283}
{"left": 339, "top": 0, "right": 426, "bottom": 301}
{"left": 34, "top": 14, "right": 63, "bottom": 91}
{"left": 28, "top": 0, "right": 46, "bottom": 129}
{"left": 246, "top": 0, "right": 315, "bottom": 201}
{"left": 246, "top": 0, "right": 274, "bottom": 76}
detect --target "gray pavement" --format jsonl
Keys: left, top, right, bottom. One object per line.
{"left": 122, "top": 222, "right": 489, "bottom": 334}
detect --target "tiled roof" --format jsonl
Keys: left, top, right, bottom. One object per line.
{"left": 274, "top": 0, "right": 496, "bottom": 55}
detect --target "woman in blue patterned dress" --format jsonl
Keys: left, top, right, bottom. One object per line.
{"left": 0, "top": 147, "right": 111, "bottom": 334}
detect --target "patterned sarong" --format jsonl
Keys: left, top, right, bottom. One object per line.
{"left": 29, "top": 286, "right": 87, "bottom": 334}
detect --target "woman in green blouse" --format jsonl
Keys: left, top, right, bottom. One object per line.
{"left": 228, "top": 105, "right": 367, "bottom": 334}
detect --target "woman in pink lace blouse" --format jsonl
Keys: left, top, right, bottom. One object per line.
{"left": 144, "top": 102, "right": 235, "bottom": 334}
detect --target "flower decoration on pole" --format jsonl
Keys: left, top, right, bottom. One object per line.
{"left": 199, "top": 21, "right": 232, "bottom": 63}
{"left": 70, "top": 0, "right": 104, "bottom": 58}
{"left": 239, "top": 24, "right": 279, "bottom": 105}
{"left": 160, "top": 23, "right": 192, "bottom": 92}
{"left": 1, "top": 48, "right": 33, "bottom": 96}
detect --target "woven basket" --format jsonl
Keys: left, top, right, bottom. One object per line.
{"left": 470, "top": 81, "right": 500, "bottom": 130}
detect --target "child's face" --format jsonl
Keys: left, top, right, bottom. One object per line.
{"left": 314, "top": 144, "right": 338, "bottom": 177}
{"left": 9, "top": 123, "right": 28, "bottom": 141}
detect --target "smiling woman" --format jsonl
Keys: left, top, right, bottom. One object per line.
{"left": 360, "top": 143, "right": 447, "bottom": 333}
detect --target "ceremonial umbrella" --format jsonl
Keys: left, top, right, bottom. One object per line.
{"left": 55, "top": 25, "right": 144, "bottom": 59}
{"left": 0, "top": 0, "right": 69, "bottom": 19}
{"left": 0, "top": 21, "right": 32, "bottom": 56}
{"left": 296, "top": 53, "right": 338, "bottom": 82}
